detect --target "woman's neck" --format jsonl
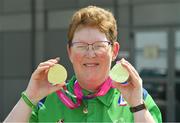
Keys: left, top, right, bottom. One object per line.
{"left": 77, "top": 80, "right": 103, "bottom": 92}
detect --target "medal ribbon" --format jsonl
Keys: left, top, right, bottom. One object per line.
{"left": 56, "top": 77, "right": 113, "bottom": 109}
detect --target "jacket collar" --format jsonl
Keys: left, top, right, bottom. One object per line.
{"left": 67, "top": 75, "right": 116, "bottom": 107}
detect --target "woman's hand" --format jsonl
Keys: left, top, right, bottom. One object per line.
{"left": 112, "top": 58, "right": 143, "bottom": 107}
{"left": 25, "top": 58, "right": 65, "bottom": 104}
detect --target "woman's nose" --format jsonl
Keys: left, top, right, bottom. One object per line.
{"left": 85, "top": 45, "right": 96, "bottom": 58}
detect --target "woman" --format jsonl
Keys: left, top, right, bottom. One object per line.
{"left": 4, "top": 6, "right": 161, "bottom": 122}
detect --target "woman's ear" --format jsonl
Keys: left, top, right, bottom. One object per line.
{"left": 112, "top": 41, "right": 120, "bottom": 61}
{"left": 67, "top": 44, "right": 73, "bottom": 63}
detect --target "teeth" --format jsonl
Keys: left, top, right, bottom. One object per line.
{"left": 84, "top": 63, "right": 98, "bottom": 67}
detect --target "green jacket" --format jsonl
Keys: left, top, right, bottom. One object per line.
{"left": 30, "top": 76, "right": 162, "bottom": 122}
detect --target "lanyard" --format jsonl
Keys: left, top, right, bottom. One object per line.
{"left": 56, "top": 77, "right": 113, "bottom": 109}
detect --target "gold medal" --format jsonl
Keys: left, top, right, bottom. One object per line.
{"left": 109, "top": 62, "right": 129, "bottom": 83}
{"left": 48, "top": 64, "right": 67, "bottom": 85}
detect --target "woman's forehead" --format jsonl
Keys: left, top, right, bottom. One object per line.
{"left": 73, "top": 27, "right": 107, "bottom": 42}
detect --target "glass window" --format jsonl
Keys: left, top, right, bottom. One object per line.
{"left": 175, "top": 83, "right": 180, "bottom": 122}
{"left": 135, "top": 31, "right": 168, "bottom": 77}
{"left": 175, "top": 30, "right": 180, "bottom": 77}
{"left": 144, "top": 81, "right": 166, "bottom": 122}
{"left": 144, "top": 82, "right": 166, "bottom": 100}
{"left": 175, "top": 30, "right": 180, "bottom": 122}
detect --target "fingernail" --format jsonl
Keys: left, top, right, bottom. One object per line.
{"left": 55, "top": 57, "right": 60, "bottom": 62}
{"left": 121, "top": 58, "right": 125, "bottom": 62}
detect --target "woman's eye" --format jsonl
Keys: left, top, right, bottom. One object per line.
{"left": 77, "top": 45, "right": 86, "bottom": 49}
{"left": 95, "top": 44, "right": 105, "bottom": 48}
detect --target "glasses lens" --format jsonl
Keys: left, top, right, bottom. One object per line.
{"left": 71, "top": 41, "right": 111, "bottom": 54}
{"left": 93, "top": 41, "right": 111, "bottom": 52}
{"left": 72, "top": 42, "right": 88, "bottom": 51}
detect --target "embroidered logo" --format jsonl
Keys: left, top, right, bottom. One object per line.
{"left": 118, "top": 94, "right": 127, "bottom": 106}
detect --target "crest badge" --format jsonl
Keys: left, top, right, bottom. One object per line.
{"left": 118, "top": 94, "right": 127, "bottom": 106}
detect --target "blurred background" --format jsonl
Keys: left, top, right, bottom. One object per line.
{"left": 0, "top": 0, "right": 180, "bottom": 122}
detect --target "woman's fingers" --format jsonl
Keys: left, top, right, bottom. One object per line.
{"left": 112, "top": 81, "right": 119, "bottom": 89}
{"left": 122, "top": 59, "right": 139, "bottom": 77}
{"left": 49, "top": 82, "right": 66, "bottom": 94}
{"left": 35, "top": 58, "right": 60, "bottom": 74}
{"left": 120, "top": 59, "right": 142, "bottom": 86}
{"left": 38, "top": 59, "right": 59, "bottom": 67}
{"left": 33, "top": 65, "right": 49, "bottom": 75}
{"left": 121, "top": 59, "right": 138, "bottom": 77}
{"left": 32, "top": 58, "right": 61, "bottom": 80}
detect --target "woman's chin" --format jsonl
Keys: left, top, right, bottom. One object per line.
{"left": 83, "top": 76, "right": 98, "bottom": 82}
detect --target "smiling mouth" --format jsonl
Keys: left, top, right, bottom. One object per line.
{"left": 83, "top": 63, "right": 99, "bottom": 67}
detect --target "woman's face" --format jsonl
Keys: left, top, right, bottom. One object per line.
{"left": 67, "top": 26, "right": 119, "bottom": 89}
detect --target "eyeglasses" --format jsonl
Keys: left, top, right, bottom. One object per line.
{"left": 70, "top": 41, "right": 112, "bottom": 54}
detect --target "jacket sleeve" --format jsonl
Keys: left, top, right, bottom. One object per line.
{"left": 144, "top": 92, "right": 162, "bottom": 123}
{"left": 29, "top": 107, "right": 39, "bottom": 122}
{"left": 29, "top": 97, "right": 47, "bottom": 122}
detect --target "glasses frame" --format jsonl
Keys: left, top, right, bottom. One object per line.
{"left": 70, "top": 41, "right": 112, "bottom": 53}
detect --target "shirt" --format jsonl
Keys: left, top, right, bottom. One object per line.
{"left": 29, "top": 76, "right": 162, "bottom": 122}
